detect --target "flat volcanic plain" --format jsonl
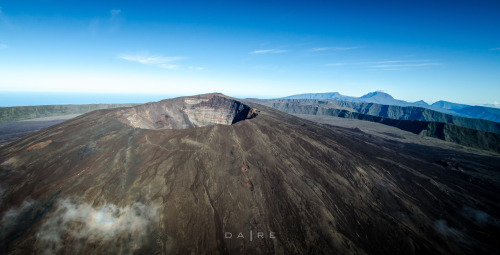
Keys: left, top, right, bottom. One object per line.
{"left": 0, "top": 94, "right": 499, "bottom": 254}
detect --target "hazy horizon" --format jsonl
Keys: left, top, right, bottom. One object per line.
{"left": 1, "top": 1, "right": 499, "bottom": 106}
{"left": 1, "top": 90, "right": 500, "bottom": 108}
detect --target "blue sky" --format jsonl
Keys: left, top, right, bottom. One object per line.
{"left": 0, "top": 0, "right": 499, "bottom": 105}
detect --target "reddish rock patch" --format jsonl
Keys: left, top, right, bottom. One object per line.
{"left": 245, "top": 180, "right": 254, "bottom": 191}
{"left": 247, "top": 108, "right": 260, "bottom": 119}
{"left": 26, "top": 140, "right": 52, "bottom": 151}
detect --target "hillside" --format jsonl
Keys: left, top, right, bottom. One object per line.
{"left": 455, "top": 106, "right": 500, "bottom": 123}
{"left": 0, "top": 104, "right": 137, "bottom": 122}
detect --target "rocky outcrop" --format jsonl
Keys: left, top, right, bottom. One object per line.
{"left": 117, "top": 94, "right": 258, "bottom": 130}
{"left": 25, "top": 140, "right": 52, "bottom": 151}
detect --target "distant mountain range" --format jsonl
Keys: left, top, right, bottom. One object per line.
{"left": 282, "top": 91, "right": 500, "bottom": 123}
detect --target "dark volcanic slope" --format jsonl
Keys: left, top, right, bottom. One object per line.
{"left": 1, "top": 94, "right": 499, "bottom": 254}
{"left": 0, "top": 119, "right": 69, "bottom": 147}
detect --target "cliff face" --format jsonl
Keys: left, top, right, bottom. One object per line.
{"left": 117, "top": 94, "right": 258, "bottom": 130}
{"left": 422, "top": 122, "right": 500, "bottom": 152}
{"left": 1, "top": 95, "right": 499, "bottom": 254}
{"left": 267, "top": 102, "right": 500, "bottom": 153}
{"left": 268, "top": 99, "right": 500, "bottom": 134}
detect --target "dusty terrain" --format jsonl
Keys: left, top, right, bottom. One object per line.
{"left": 0, "top": 94, "right": 499, "bottom": 254}
{"left": 0, "top": 116, "right": 78, "bottom": 147}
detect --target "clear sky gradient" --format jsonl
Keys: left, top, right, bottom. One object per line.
{"left": 0, "top": 0, "right": 499, "bottom": 105}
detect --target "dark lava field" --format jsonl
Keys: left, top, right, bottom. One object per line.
{"left": 1, "top": 94, "right": 499, "bottom": 254}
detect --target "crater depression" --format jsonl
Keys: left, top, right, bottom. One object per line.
{"left": 117, "top": 94, "right": 259, "bottom": 130}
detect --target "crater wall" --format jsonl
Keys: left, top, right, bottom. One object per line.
{"left": 117, "top": 94, "right": 258, "bottom": 130}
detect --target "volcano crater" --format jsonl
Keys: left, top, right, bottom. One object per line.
{"left": 117, "top": 94, "right": 258, "bottom": 130}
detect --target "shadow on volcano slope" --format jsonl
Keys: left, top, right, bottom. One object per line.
{"left": 0, "top": 93, "right": 499, "bottom": 254}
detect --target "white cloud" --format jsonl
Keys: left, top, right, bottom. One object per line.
{"left": 120, "top": 56, "right": 203, "bottom": 71}
{"left": 0, "top": 6, "right": 10, "bottom": 26}
{"left": 188, "top": 66, "right": 205, "bottom": 71}
{"left": 490, "top": 48, "right": 500, "bottom": 51}
{"left": 110, "top": 9, "right": 121, "bottom": 16}
{"left": 308, "top": 46, "right": 360, "bottom": 52}
{"left": 120, "top": 52, "right": 184, "bottom": 69}
{"left": 373, "top": 60, "right": 402, "bottom": 64}
{"left": 333, "top": 46, "right": 360, "bottom": 51}
{"left": 0, "top": 43, "right": 7, "bottom": 50}
{"left": 88, "top": 9, "right": 122, "bottom": 35}
{"left": 109, "top": 9, "right": 122, "bottom": 32}
{"left": 110, "top": 9, "right": 121, "bottom": 23}
{"left": 309, "top": 47, "right": 330, "bottom": 52}
{"left": 326, "top": 63, "right": 347, "bottom": 66}
{"left": 0, "top": 198, "right": 38, "bottom": 249}
{"left": 159, "top": 64, "right": 179, "bottom": 70}
{"left": 250, "top": 49, "right": 287, "bottom": 54}
{"left": 1, "top": 199, "right": 34, "bottom": 223}
{"left": 121, "top": 55, "right": 182, "bottom": 65}
{"left": 371, "top": 62, "right": 441, "bottom": 68}
{"left": 326, "top": 59, "right": 441, "bottom": 71}
{"left": 34, "top": 199, "right": 159, "bottom": 254}
{"left": 483, "top": 101, "right": 500, "bottom": 108}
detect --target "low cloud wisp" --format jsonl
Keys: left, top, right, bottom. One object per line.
{"left": 251, "top": 49, "right": 287, "bottom": 54}
{"left": 120, "top": 52, "right": 184, "bottom": 70}
{"left": 34, "top": 199, "right": 160, "bottom": 254}
{"left": 308, "top": 46, "right": 360, "bottom": 52}
{"left": 326, "top": 59, "right": 441, "bottom": 71}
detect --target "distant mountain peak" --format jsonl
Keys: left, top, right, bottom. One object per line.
{"left": 430, "top": 100, "right": 468, "bottom": 110}
{"left": 360, "top": 91, "right": 394, "bottom": 99}
{"left": 413, "top": 100, "right": 429, "bottom": 106}
{"left": 282, "top": 92, "right": 349, "bottom": 100}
